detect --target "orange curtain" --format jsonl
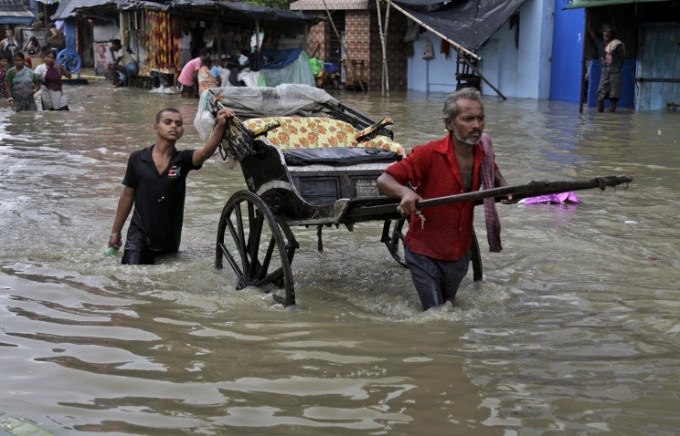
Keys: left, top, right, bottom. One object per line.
{"left": 144, "top": 11, "right": 180, "bottom": 73}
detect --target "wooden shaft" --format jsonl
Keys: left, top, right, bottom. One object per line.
{"left": 346, "top": 175, "right": 633, "bottom": 219}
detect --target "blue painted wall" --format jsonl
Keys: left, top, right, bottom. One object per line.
{"left": 406, "top": 37, "right": 459, "bottom": 94}
{"left": 406, "top": 0, "right": 554, "bottom": 99}
{"left": 549, "top": 0, "right": 584, "bottom": 103}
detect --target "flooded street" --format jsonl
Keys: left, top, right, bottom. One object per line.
{"left": 1, "top": 80, "right": 679, "bottom": 434}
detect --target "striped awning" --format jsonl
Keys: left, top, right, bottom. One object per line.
{"left": 290, "top": 0, "right": 370, "bottom": 10}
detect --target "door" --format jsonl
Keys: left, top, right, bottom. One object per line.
{"left": 636, "top": 23, "right": 680, "bottom": 111}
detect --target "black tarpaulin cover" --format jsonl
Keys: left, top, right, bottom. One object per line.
{"left": 392, "top": 0, "right": 528, "bottom": 51}
{"left": 54, "top": 0, "right": 322, "bottom": 23}
{"left": 171, "top": 0, "right": 322, "bottom": 23}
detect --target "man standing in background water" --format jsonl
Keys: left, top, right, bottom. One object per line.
{"left": 588, "top": 22, "right": 625, "bottom": 113}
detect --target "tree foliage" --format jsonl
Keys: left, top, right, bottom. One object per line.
{"left": 241, "top": 0, "right": 291, "bottom": 10}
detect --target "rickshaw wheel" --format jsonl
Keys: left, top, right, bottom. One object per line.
{"left": 382, "top": 218, "right": 484, "bottom": 281}
{"left": 215, "top": 190, "right": 296, "bottom": 306}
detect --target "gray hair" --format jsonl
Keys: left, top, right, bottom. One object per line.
{"left": 442, "top": 87, "right": 483, "bottom": 121}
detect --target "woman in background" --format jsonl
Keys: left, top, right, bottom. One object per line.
{"left": 197, "top": 54, "right": 219, "bottom": 96}
{"left": 6, "top": 51, "right": 40, "bottom": 112}
{"left": 34, "top": 48, "right": 71, "bottom": 111}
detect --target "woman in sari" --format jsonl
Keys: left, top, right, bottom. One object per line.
{"left": 6, "top": 51, "right": 40, "bottom": 112}
{"left": 197, "top": 55, "right": 219, "bottom": 97}
{"left": 34, "top": 49, "right": 71, "bottom": 111}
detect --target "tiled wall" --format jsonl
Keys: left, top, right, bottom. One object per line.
{"left": 344, "top": 11, "right": 370, "bottom": 88}
{"left": 369, "top": 9, "right": 409, "bottom": 92}
{"left": 306, "top": 11, "right": 327, "bottom": 59}
{"left": 303, "top": 8, "right": 409, "bottom": 91}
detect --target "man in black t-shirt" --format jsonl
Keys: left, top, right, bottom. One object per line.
{"left": 108, "top": 106, "right": 235, "bottom": 264}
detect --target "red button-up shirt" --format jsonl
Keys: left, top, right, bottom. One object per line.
{"left": 385, "top": 133, "right": 494, "bottom": 261}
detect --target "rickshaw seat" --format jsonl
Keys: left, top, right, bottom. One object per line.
{"left": 243, "top": 116, "right": 404, "bottom": 158}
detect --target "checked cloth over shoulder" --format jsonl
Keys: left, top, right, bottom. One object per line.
{"left": 480, "top": 134, "right": 502, "bottom": 252}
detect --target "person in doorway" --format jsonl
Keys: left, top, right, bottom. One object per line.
{"left": 34, "top": 48, "right": 71, "bottom": 111}
{"left": 376, "top": 88, "right": 512, "bottom": 311}
{"left": 588, "top": 23, "right": 625, "bottom": 113}
{"left": 177, "top": 25, "right": 193, "bottom": 70}
{"left": 108, "top": 39, "right": 138, "bottom": 87}
{"left": 6, "top": 51, "right": 40, "bottom": 112}
{"left": 107, "top": 106, "right": 236, "bottom": 265}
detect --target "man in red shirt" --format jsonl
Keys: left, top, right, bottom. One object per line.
{"left": 377, "top": 87, "right": 511, "bottom": 310}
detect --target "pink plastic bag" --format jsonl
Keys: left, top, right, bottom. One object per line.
{"left": 519, "top": 191, "right": 581, "bottom": 205}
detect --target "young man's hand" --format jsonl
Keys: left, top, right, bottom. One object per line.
{"left": 215, "top": 107, "right": 236, "bottom": 126}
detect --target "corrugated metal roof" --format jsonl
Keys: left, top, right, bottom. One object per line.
{"left": 53, "top": 0, "right": 323, "bottom": 22}
{"left": 52, "top": 0, "right": 117, "bottom": 20}
{"left": 290, "top": 0, "right": 370, "bottom": 11}
{"left": 0, "top": 0, "right": 31, "bottom": 13}
{"left": 0, "top": 0, "right": 35, "bottom": 23}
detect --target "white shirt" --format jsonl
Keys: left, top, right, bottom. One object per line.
{"left": 178, "top": 32, "right": 192, "bottom": 50}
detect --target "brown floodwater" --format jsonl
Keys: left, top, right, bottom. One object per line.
{"left": 1, "top": 80, "right": 679, "bottom": 434}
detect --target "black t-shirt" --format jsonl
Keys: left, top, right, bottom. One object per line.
{"left": 123, "top": 145, "right": 201, "bottom": 253}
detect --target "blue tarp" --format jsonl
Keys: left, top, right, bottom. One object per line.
{"left": 261, "top": 48, "right": 304, "bottom": 70}
{"left": 259, "top": 49, "right": 315, "bottom": 87}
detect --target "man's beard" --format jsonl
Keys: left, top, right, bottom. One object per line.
{"left": 453, "top": 128, "right": 482, "bottom": 145}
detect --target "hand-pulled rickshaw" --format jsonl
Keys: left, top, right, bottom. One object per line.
{"left": 194, "top": 85, "right": 632, "bottom": 307}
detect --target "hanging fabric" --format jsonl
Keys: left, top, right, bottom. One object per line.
{"left": 422, "top": 38, "right": 434, "bottom": 60}
{"left": 440, "top": 39, "right": 450, "bottom": 59}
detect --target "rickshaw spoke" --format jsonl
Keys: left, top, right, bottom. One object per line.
{"left": 246, "top": 212, "right": 265, "bottom": 278}
{"left": 219, "top": 242, "right": 244, "bottom": 281}
{"left": 253, "top": 267, "right": 284, "bottom": 288}
{"left": 258, "top": 235, "right": 277, "bottom": 280}
{"left": 226, "top": 212, "right": 249, "bottom": 273}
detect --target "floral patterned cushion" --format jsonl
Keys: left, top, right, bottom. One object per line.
{"left": 243, "top": 116, "right": 404, "bottom": 156}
